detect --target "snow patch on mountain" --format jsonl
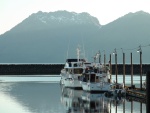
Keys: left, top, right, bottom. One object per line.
{"left": 32, "top": 11, "right": 101, "bottom": 27}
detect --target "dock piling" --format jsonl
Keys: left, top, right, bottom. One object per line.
{"left": 131, "top": 52, "right": 133, "bottom": 87}
{"left": 140, "top": 51, "right": 142, "bottom": 90}
{"left": 146, "top": 71, "right": 150, "bottom": 113}
{"left": 110, "top": 54, "right": 112, "bottom": 83}
{"left": 123, "top": 52, "right": 125, "bottom": 86}
{"left": 115, "top": 52, "right": 118, "bottom": 83}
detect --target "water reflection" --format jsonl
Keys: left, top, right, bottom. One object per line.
{"left": 0, "top": 82, "right": 65, "bottom": 113}
{"left": 60, "top": 85, "right": 83, "bottom": 112}
{"left": 81, "top": 92, "right": 110, "bottom": 113}
{"left": 60, "top": 86, "right": 125, "bottom": 113}
{"left": 0, "top": 81, "right": 147, "bottom": 113}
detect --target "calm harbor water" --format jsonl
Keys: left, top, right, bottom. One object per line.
{"left": 0, "top": 75, "right": 146, "bottom": 113}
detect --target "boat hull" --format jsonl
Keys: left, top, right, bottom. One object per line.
{"left": 82, "top": 82, "right": 111, "bottom": 92}
{"left": 60, "top": 73, "right": 82, "bottom": 88}
{"left": 82, "top": 91, "right": 105, "bottom": 102}
{"left": 64, "top": 78, "right": 82, "bottom": 88}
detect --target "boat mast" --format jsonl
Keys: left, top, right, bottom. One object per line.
{"left": 98, "top": 50, "right": 101, "bottom": 64}
{"left": 66, "top": 37, "right": 70, "bottom": 59}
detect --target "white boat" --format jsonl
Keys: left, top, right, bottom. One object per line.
{"left": 60, "top": 47, "right": 89, "bottom": 88}
{"left": 81, "top": 64, "right": 111, "bottom": 92}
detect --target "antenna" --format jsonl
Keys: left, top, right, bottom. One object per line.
{"left": 82, "top": 36, "right": 86, "bottom": 59}
{"left": 66, "top": 37, "right": 70, "bottom": 59}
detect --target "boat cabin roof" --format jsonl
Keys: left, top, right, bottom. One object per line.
{"left": 64, "top": 61, "right": 85, "bottom": 69}
{"left": 66, "top": 59, "right": 86, "bottom": 62}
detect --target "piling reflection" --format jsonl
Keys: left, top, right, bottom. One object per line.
{"left": 60, "top": 86, "right": 125, "bottom": 113}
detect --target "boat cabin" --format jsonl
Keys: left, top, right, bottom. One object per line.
{"left": 64, "top": 59, "right": 87, "bottom": 75}
{"left": 82, "top": 72, "right": 100, "bottom": 83}
{"left": 82, "top": 65, "right": 109, "bottom": 83}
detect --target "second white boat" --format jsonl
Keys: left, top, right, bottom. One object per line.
{"left": 81, "top": 64, "right": 112, "bottom": 92}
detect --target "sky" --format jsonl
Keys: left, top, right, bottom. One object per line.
{"left": 1, "top": 0, "right": 150, "bottom": 35}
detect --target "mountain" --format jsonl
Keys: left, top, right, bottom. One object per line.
{"left": 0, "top": 10, "right": 101, "bottom": 63}
{"left": 6, "top": 10, "right": 101, "bottom": 34}
{"left": 97, "top": 11, "right": 150, "bottom": 63}
{"left": 99, "top": 11, "right": 150, "bottom": 47}
{"left": 0, "top": 10, "right": 150, "bottom": 63}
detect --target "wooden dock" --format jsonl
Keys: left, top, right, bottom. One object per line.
{"left": 126, "top": 95, "right": 146, "bottom": 104}
{"left": 126, "top": 87, "right": 146, "bottom": 104}
{"left": 126, "top": 89, "right": 146, "bottom": 99}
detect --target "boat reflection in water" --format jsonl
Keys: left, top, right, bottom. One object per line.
{"left": 60, "top": 86, "right": 124, "bottom": 113}
{"left": 81, "top": 92, "right": 110, "bottom": 113}
{"left": 60, "top": 85, "right": 83, "bottom": 112}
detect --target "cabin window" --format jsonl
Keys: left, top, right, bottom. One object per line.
{"left": 74, "top": 63, "right": 77, "bottom": 67}
{"left": 84, "top": 75, "right": 88, "bottom": 81}
{"left": 69, "top": 63, "right": 71, "bottom": 67}
{"left": 78, "top": 76, "right": 80, "bottom": 80}
{"left": 90, "top": 74, "right": 95, "bottom": 82}
{"left": 87, "top": 76, "right": 89, "bottom": 81}
{"left": 83, "top": 75, "right": 89, "bottom": 82}
{"left": 69, "top": 69, "right": 72, "bottom": 73}
{"left": 96, "top": 76, "right": 99, "bottom": 82}
{"left": 83, "top": 76, "right": 86, "bottom": 82}
{"left": 66, "top": 69, "right": 68, "bottom": 72}
{"left": 90, "top": 102, "right": 96, "bottom": 109}
{"left": 100, "top": 71, "right": 102, "bottom": 74}
{"left": 94, "top": 69, "right": 97, "bottom": 73}
{"left": 74, "top": 69, "right": 83, "bottom": 74}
